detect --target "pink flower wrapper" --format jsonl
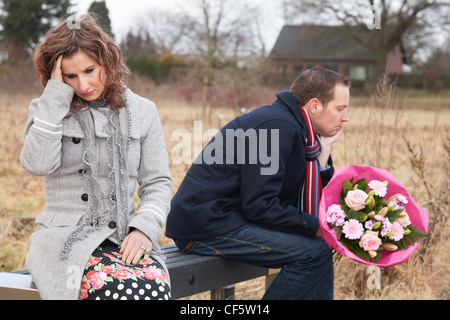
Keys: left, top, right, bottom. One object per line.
{"left": 318, "top": 165, "right": 429, "bottom": 267}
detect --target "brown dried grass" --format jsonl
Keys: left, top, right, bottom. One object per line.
{"left": 0, "top": 75, "right": 448, "bottom": 299}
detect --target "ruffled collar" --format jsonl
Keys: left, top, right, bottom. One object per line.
{"left": 61, "top": 104, "right": 131, "bottom": 260}
{"left": 88, "top": 99, "right": 109, "bottom": 109}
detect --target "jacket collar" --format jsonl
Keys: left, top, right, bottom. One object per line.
{"left": 274, "top": 90, "right": 307, "bottom": 135}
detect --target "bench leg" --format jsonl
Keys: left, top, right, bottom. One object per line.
{"left": 211, "top": 285, "right": 235, "bottom": 300}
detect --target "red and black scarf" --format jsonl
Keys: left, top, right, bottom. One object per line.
{"left": 298, "top": 106, "right": 322, "bottom": 218}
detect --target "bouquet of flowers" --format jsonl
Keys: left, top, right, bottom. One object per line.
{"left": 319, "top": 165, "right": 429, "bottom": 267}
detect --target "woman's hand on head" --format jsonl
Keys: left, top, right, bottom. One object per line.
{"left": 51, "top": 55, "right": 64, "bottom": 83}
{"left": 119, "top": 229, "right": 153, "bottom": 265}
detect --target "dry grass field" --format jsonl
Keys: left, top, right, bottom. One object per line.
{"left": 0, "top": 75, "right": 448, "bottom": 300}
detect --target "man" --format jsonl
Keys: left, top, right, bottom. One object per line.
{"left": 166, "top": 67, "right": 350, "bottom": 299}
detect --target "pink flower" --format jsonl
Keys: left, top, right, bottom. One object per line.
{"left": 326, "top": 204, "right": 346, "bottom": 226}
{"left": 99, "top": 265, "right": 113, "bottom": 274}
{"left": 86, "top": 257, "right": 101, "bottom": 266}
{"left": 104, "top": 253, "right": 124, "bottom": 264}
{"left": 143, "top": 266, "right": 162, "bottom": 280}
{"left": 80, "top": 279, "right": 90, "bottom": 290}
{"left": 359, "top": 231, "right": 382, "bottom": 251}
{"left": 396, "top": 212, "right": 411, "bottom": 227}
{"left": 389, "top": 194, "right": 408, "bottom": 210}
{"left": 90, "top": 272, "right": 107, "bottom": 290}
{"left": 116, "top": 263, "right": 131, "bottom": 272}
{"left": 112, "top": 270, "right": 132, "bottom": 280}
{"left": 112, "top": 251, "right": 123, "bottom": 257}
{"left": 397, "top": 194, "right": 408, "bottom": 205}
{"left": 78, "top": 289, "right": 88, "bottom": 300}
{"left": 344, "top": 189, "right": 368, "bottom": 211}
{"left": 342, "top": 219, "right": 364, "bottom": 240}
{"left": 365, "top": 220, "right": 374, "bottom": 230}
{"left": 158, "top": 271, "right": 168, "bottom": 284}
{"left": 85, "top": 270, "right": 97, "bottom": 281}
{"left": 132, "top": 270, "right": 144, "bottom": 277}
{"left": 389, "top": 221, "right": 404, "bottom": 241}
{"left": 380, "top": 217, "right": 392, "bottom": 237}
{"left": 368, "top": 180, "right": 387, "bottom": 197}
{"left": 139, "top": 257, "right": 155, "bottom": 265}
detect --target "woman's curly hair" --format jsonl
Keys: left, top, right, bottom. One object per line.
{"left": 34, "top": 14, "right": 130, "bottom": 112}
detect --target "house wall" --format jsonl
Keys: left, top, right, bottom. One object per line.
{"left": 271, "top": 59, "right": 377, "bottom": 83}
{"left": 271, "top": 44, "right": 403, "bottom": 84}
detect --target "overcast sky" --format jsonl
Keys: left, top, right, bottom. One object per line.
{"left": 69, "top": 0, "right": 449, "bottom": 62}
{"left": 69, "top": 0, "right": 285, "bottom": 49}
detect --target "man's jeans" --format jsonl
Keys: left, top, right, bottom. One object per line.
{"left": 174, "top": 224, "right": 334, "bottom": 300}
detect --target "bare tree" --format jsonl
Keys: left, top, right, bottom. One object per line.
{"left": 190, "top": 0, "right": 279, "bottom": 120}
{"left": 121, "top": 29, "right": 156, "bottom": 59}
{"left": 191, "top": 0, "right": 245, "bottom": 121}
{"left": 285, "top": 0, "right": 450, "bottom": 80}
{"left": 135, "top": 9, "right": 195, "bottom": 56}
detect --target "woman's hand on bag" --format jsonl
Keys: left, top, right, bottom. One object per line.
{"left": 120, "top": 229, "right": 153, "bottom": 265}
{"left": 51, "top": 55, "right": 64, "bottom": 83}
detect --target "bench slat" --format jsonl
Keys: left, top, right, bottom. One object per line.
{"left": 0, "top": 243, "right": 274, "bottom": 300}
{"left": 0, "top": 273, "right": 39, "bottom": 300}
{"left": 169, "top": 257, "right": 268, "bottom": 299}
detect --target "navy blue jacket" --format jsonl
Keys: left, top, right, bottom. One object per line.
{"left": 165, "top": 91, "right": 334, "bottom": 240}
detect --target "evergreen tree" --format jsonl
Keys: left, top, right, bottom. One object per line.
{"left": 0, "top": 0, "right": 71, "bottom": 60}
{"left": 88, "top": 0, "right": 113, "bottom": 38}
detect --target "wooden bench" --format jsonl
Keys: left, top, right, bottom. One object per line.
{"left": 0, "top": 244, "right": 279, "bottom": 300}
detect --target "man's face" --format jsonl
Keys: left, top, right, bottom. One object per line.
{"left": 313, "top": 84, "right": 350, "bottom": 137}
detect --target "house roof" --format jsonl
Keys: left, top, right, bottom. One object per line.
{"left": 270, "top": 24, "right": 378, "bottom": 61}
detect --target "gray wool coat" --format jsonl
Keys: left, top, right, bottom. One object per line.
{"left": 20, "top": 80, "right": 173, "bottom": 300}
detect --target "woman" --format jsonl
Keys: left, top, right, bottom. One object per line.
{"left": 20, "top": 14, "right": 173, "bottom": 300}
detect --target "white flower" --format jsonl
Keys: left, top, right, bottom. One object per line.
{"left": 368, "top": 180, "right": 387, "bottom": 197}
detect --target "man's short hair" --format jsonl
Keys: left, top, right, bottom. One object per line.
{"left": 290, "top": 67, "right": 350, "bottom": 107}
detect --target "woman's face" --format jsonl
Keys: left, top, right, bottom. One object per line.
{"left": 61, "top": 50, "right": 107, "bottom": 101}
